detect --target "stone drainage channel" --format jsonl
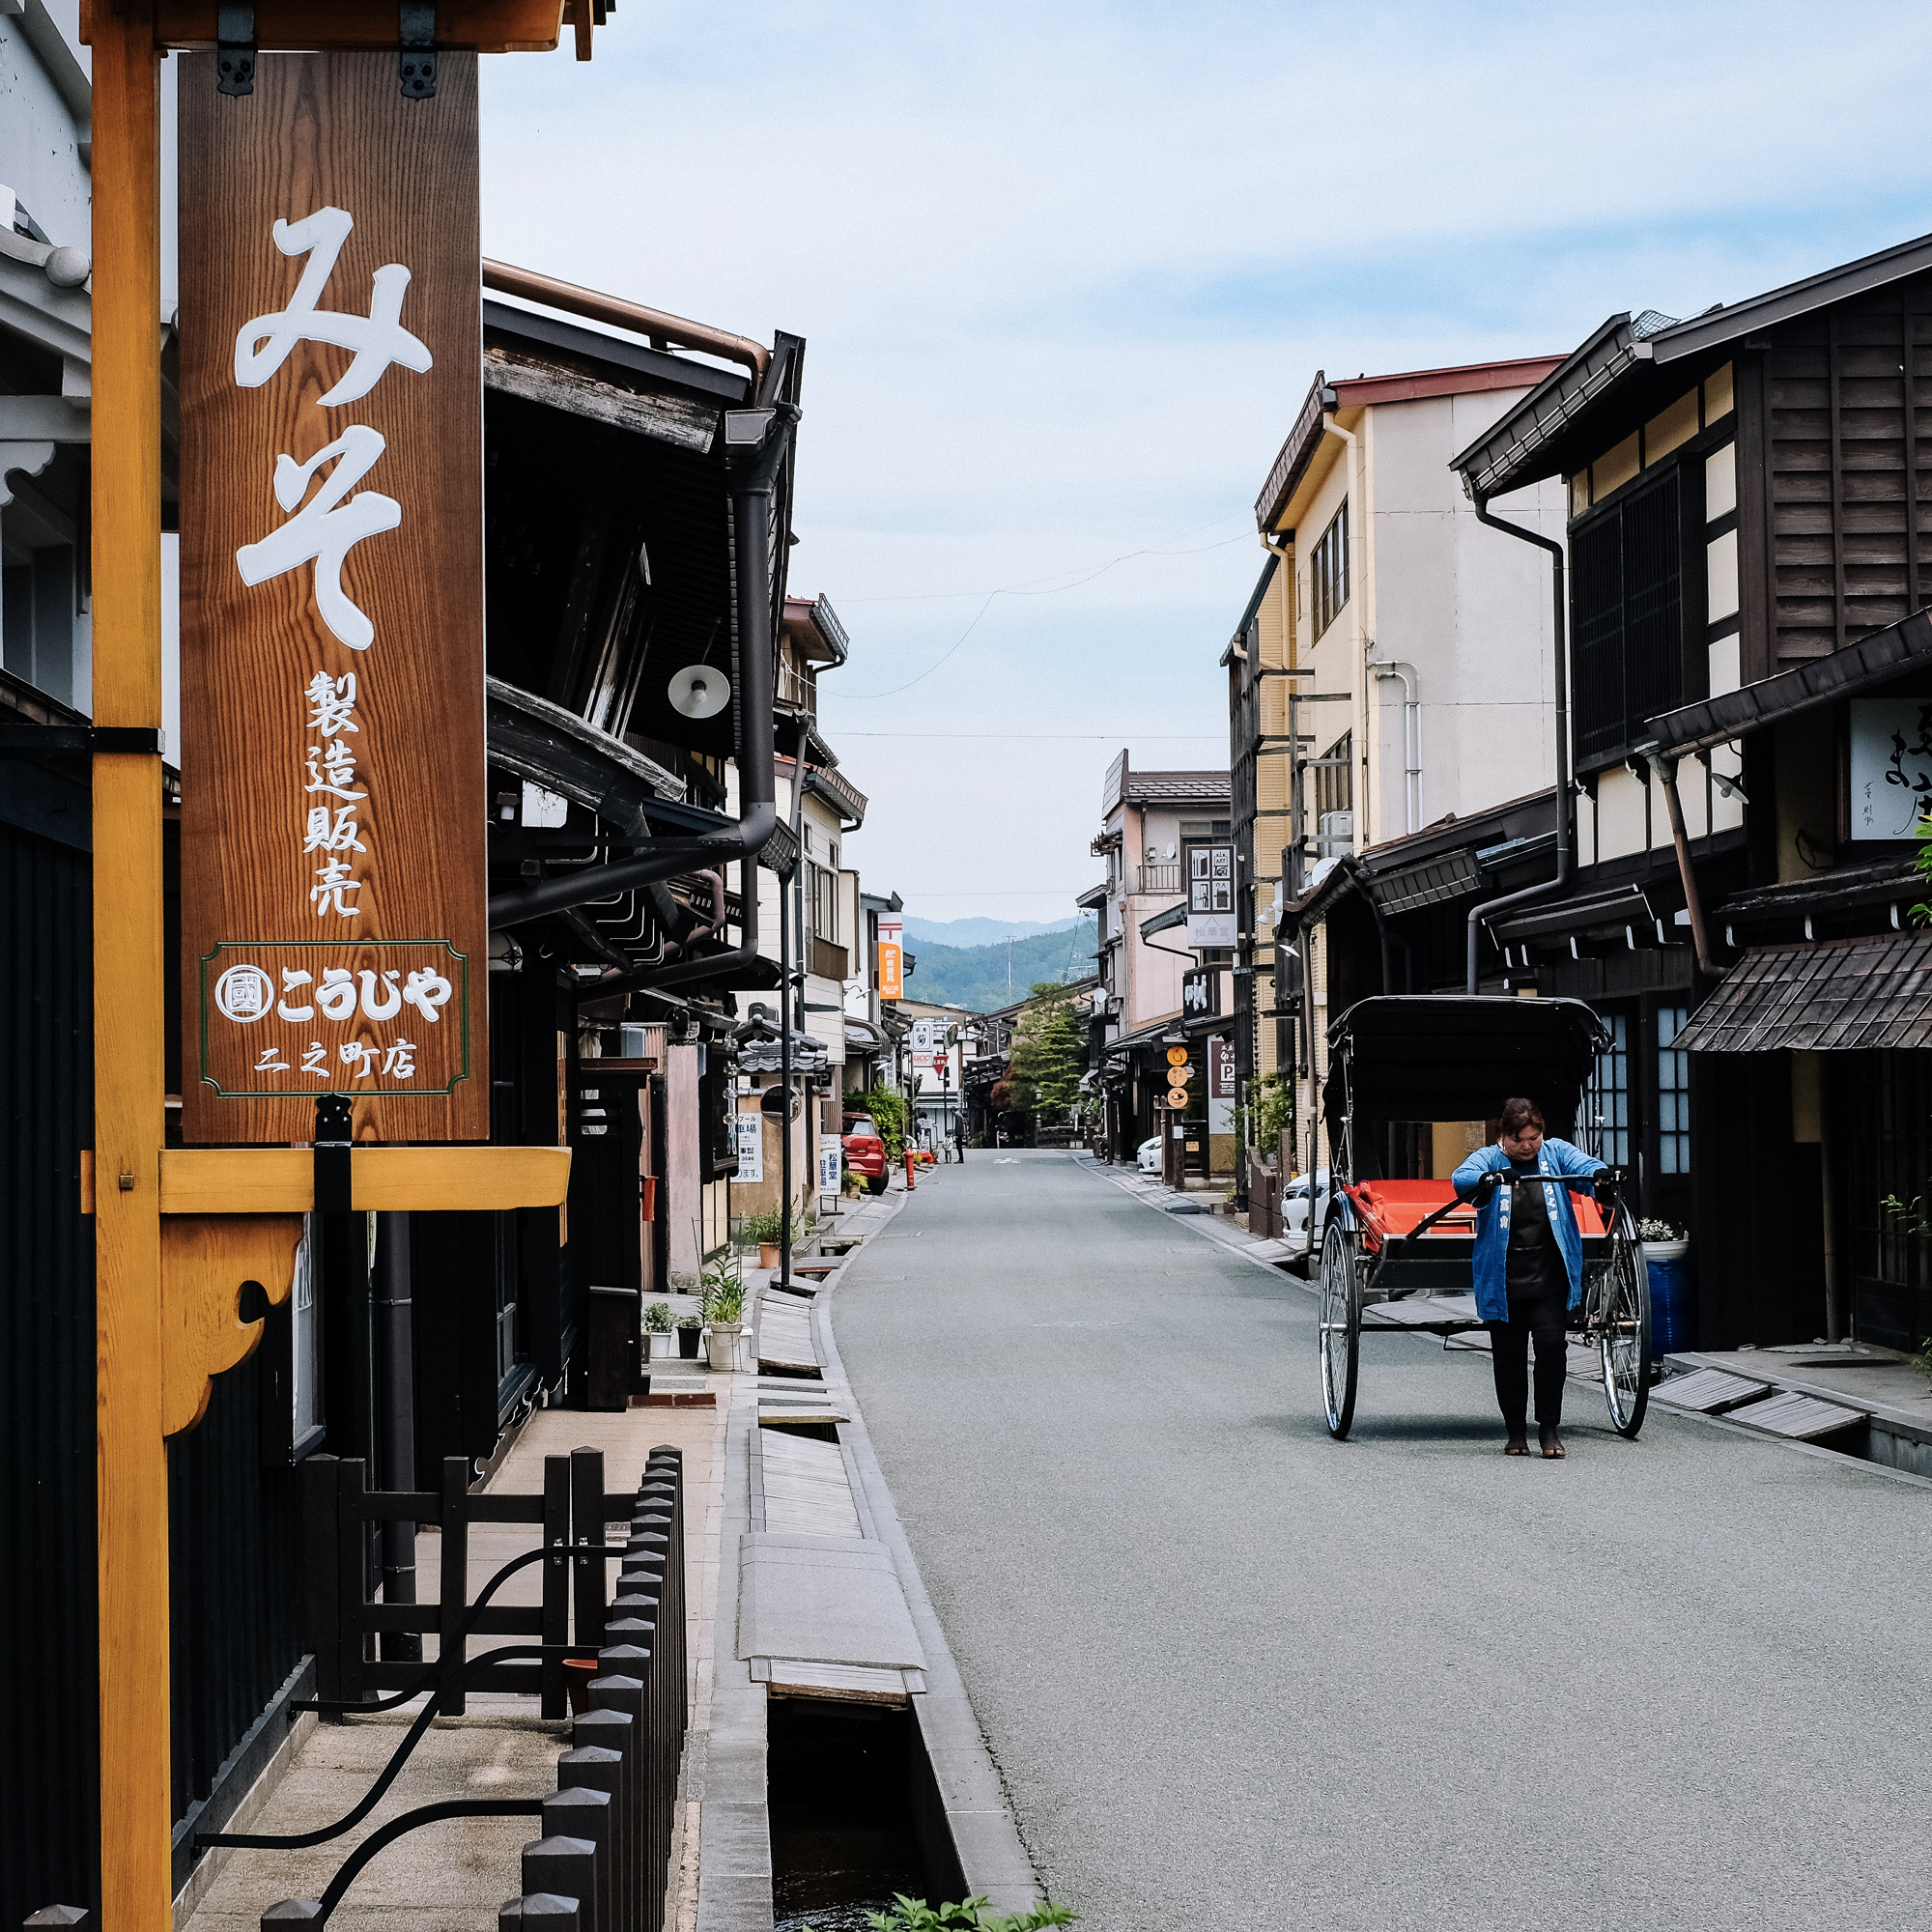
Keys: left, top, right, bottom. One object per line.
{"left": 702, "top": 1185, "right": 1036, "bottom": 1931}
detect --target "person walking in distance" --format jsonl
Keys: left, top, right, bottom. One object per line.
{"left": 1453, "top": 1097, "right": 1608, "bottom": 1459}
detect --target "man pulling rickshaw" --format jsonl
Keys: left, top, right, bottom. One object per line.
{"left": 1314, "top": 996, "right": 1650, "bottom": 1445}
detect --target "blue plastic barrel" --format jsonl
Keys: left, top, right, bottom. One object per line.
{"left": 1646, "top": 1243, "right": 1693, "bottom": 1355}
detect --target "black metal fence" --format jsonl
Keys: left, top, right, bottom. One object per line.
{"left": 228, "top": 1444, "right": 690, "bottom": 1932}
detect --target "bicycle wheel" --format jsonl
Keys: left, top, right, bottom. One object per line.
{"left": 1319, "top": 1219, "right": 1359, "bottom": 1440}
{"left": 1598, "top": 1217, "right": 1651, "bottom": 1438}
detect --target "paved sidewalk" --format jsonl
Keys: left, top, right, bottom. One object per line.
{"left": 180, "top": 1402, "right": 724, "bottom": 1932}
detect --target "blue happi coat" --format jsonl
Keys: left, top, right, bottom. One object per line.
{"left": 1451, "top": 1138, "right": 1606, "bottom": 1322}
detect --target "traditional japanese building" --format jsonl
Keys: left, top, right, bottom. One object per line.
{"left": 1236, "top": 355, "right": 1566, "bottom": 1202}
{"left": 1451, "top": 229, "right": 1932, "bottom": 1350}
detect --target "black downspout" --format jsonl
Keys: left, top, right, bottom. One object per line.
{"left": 374, "top": 1211, "right": 419, "bottom": 1661}
{"left": 1465, "top": 493, "right": 1574, "bottom": 992}
{"left": 491, "top": 405, "right": 796, "bottom": 939}
{"left": 778, "top": 739, "right": 807, "bottom": 1288}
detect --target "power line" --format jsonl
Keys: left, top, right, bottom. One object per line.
{"left": 834, "top": 511, "right": 1256, "bottom": 699}
{"left": 835, "top": 512, "right": 1251, "bottom": 606}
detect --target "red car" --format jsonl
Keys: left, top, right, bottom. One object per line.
{"left": 841, "top": 1113, "right": 890, "bottom": 1194}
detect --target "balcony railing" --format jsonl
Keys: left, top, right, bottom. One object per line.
{"left": 810, "top": 935, "right": 848, "bottom": 981}
{"left": 1136, "top": 864, "right": 1180, "bottom": 895}
{"left": 777, "top": 655, "right": 816, "bottom": 713}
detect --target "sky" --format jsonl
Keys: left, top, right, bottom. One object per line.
{"left": 479, "top": 1, "right": 1932, "bottom": 923}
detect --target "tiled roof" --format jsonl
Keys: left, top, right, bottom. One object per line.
{"left": 1121, "top": 770, "right": 1230, "bottom": 805}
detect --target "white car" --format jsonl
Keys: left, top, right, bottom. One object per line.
{"left": 1137, "top": 1136, "right": 1162, "bottom": 1174}
{"left": 1281, "top": 1169, "right": 1332, "bottom": 1250}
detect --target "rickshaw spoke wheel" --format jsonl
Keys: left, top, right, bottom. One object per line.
{"left": 1319, "top": 1220, "right": 1359, "bottom": 1440}
{"left": 1599, "top": 1215, "right": 1652, "bottom": 1438}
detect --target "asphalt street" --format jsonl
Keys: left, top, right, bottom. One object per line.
{"left": 831, "top": 1151, "right": 1932, "bottom": 1932}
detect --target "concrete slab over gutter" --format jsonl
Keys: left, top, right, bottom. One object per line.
{"left": 696, "top": 1179, "right": 1049, "bottom": 1924}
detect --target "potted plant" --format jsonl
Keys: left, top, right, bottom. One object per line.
{"left": 644, "top": 1301, "right": 673, "bottom": 1357}
{"left": 740, "top": 1208, "right": 783, "bottom": 1270}
{"left": 703, "top": 1271, "right": 746, "bottom": 1372}
{"left": 675, "top": 1314, "right": 702, "bottom": 1359}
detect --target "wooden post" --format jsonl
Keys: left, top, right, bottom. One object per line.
{"left": 91, "top": 6, "right": 170, "bottom": 1928}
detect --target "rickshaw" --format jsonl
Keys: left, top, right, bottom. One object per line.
{"left": 1315, "top": 996, "right": 1651, "bottom": 1441}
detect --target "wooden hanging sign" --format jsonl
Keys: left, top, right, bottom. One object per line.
{"left": 178, "top": 52, "right": 489, "bottom": 1142}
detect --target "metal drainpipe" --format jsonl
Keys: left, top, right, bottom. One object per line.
{"left": 778, "top": 742, "right": 807, "bottom": 1287}
{"left": 1370, "top": 660, "right": 1420, "bottom": 836}
{"left": 1644, "top": 751, "right": 1723, "bottom": 978}
{"left": 1464, "top": 493, "right": 1574, "bottom": 992}
{"left": 1321, "top": 416, "right": 1362, "bottom": 847}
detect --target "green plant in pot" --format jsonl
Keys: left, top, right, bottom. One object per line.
{"left": 674, "top": 1313, "right": 702, "bottom": 1358}
{"left": 702, "top": 1265, "right": 746, "bottom": 1372}
{"left": 739, "top": 1208, "right": 784, "bottom": 1268}
{"left": 644, "top": 1300, "right": 672, "bottom": 1359}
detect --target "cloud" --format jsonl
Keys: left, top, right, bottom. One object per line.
{"left": 480, "top": 0, "right": 1932, "bottom": 918}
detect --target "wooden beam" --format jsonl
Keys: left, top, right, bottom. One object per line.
{"left": 90, "top": 9, "right": 172, "bottom": 1928}
{"left": 156, "top": 1143, "right": 573, "bottom": 1212}
{"left": 128, "top": 1, "right": 567, "bottom": 53}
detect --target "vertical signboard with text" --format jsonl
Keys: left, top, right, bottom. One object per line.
{"left": 179, "top": 55, "right": 488, "bottom": 1142}
{"left": 877, "top": 918, "right": 903, "bottom": 1001}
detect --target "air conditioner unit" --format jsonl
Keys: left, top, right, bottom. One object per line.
{"left": 1317, "top": 811, "right": 1354, "bottom": 861}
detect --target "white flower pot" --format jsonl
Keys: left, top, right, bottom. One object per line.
{"left": 648, "top": 1331, "right": 674, "bottom": 1358}
{"left": 1644, "top": 1238, "right": 1690, "bottom": 1263}
{"left": 705, "top": 1321, "right": 743, "bottom": 1371}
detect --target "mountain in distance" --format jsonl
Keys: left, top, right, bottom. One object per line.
{"left": 902, "top": 915, "right": 1098, "bottom": 1012}
{"left": 900, "top": 913, "right": 1080, "bottom": 949}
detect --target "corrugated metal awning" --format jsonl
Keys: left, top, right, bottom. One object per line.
{"left": 1672, "top": 932, "right": 1932, "bottom": 1052}
{"left": 1366, "top": 847, "right": 1481, "bottom": 916}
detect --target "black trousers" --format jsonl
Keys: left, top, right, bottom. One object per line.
{"left": 1489, "top": 1288, "right": 1568, "bottom": 1429}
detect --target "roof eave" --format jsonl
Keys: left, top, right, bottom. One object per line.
{"left": 1650, "top": 228, "right": 1932, "bottom": 365}
{"left": 1449, "top": 314, "right": 1636, "bottom": 501}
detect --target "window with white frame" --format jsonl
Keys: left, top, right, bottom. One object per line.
{"left": 1657, "top": 1005, "right": 1690, "bottom": 1174}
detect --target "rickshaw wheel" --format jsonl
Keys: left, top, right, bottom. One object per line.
{"left": 1319, "top": 1219, "right": 1359, "bottom": 1440}
{"left": 1598, "top": 1216, "right": 1652, "bottom": 1437}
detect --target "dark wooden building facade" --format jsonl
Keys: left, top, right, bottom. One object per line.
{"left": 1450, "top": 230, "right": 1932, "bottom": 1350}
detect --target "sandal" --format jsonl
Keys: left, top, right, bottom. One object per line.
{"left": 1540, "top": 1428, "right": 1566, "bottom": 1460}
{"left": 1504, "top": 1436, "right": 1530, "bottom": 1457}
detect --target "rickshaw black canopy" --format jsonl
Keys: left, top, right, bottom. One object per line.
{"left": 1324, "top": 995, "right": 1608, "bottom": 1138}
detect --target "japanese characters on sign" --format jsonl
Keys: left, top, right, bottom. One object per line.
{"left": 877, "top": 918, "right": 904, "bottom": 1001}
{"left": 179, "top": 55, "right": 488, "bottom": 1141}
{"left": 1186, "top": 841, "right": 1236, "bottom": 948}
{"left": 1850, "top": 699, "right": 1932, "bottom": 840}
{"left": 735, "top": 1112, "right": 765, "bottom": 1184}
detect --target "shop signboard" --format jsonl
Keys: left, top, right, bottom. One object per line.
{"left": 877, "top": 918, "right": 904, "bottom": 1000}
{"left": 1208, "top": 1034, "right": 1236, "bottom": 1137}
{"left": 1186, "top": 841, "right": 1236, "bottom": 948}
{"left": 1849, "top": 698, "right": 1932, "bottom": 840}
{"left": 178, "top": 55, "right": 488, "bottom": 1142}
{"left": 735, "top": 1111, "right": 765, "bottom": 1183}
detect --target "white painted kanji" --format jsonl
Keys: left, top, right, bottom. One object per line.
{"left": 304, "top": 670, "right": 361, "bottom": 736}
